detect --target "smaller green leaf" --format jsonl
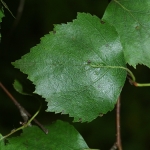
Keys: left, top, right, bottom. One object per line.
{"left": 13, "top": 80, "right": 31, "bottom": 95}
{"left": 0, "top": 134, "right": 5, "bottom": 149}
{"left": 0, "top": 6, "right": 4, "bottom": 22}
{"left": 4, "top": 120, "right": 89, "bottom": 150}
{"left": 0, "top": 5, "right": 4, "bottom": 42}
{"left": 102, "top": 0, "right": 150, "bottom": 68}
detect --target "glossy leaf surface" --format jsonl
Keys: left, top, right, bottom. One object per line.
{"left": 103, "top": 0, "right": 150, "bottom": 68}
{"left": 12, "top": 13, "right": 126, "bottom": 122}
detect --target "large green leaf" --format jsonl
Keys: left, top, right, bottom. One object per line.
{"left": 0, "top": 120, "right": 89, "bottom": 150}
{"left": 12, "top": 13, "right": 126, "bottom": 122}
{"left": 103, "top": 0, "right": 150, "bottom": 68}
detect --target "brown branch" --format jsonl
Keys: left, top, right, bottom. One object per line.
{"left": 116, "top": 96, "right": 122, "bottom": 150}
{"left": 0, "top": 82, "right": 48, "bottom": 134}
{"left": 110, "top": 96, "right": 122, "bottom": 150}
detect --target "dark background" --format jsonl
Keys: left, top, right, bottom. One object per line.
{"left": 0, "top": 0, "right": 150, "bottom": 149}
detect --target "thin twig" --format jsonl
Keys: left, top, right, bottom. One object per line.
{"left": 0, "top": 103, "right": 41, "bottom": 141}
{"left": 12, "top": 0, "right": 25, "bottom": 29}
{"left": 116, "top": 96, "right": 122, "bottom": 150}
{"left": 8, "top": 0, "right": 26, "bottom": 37}
{"left": 0, "top": 82, "right": 48, "bottom": 134}
{"left": 110, "top": 96, "right": 122, "bottom": 150}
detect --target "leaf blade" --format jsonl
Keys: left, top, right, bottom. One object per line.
{"left": 103, "top": 0, "right": 150, "bottom": 68}
{"left": 3, "top": 121, "right": 89, "bottom": 150}
{"left": 13, "top": 80, "right": 31, "bottom": 96}
{"left": 12, "top": 13, "right": 126, "bottom": 122}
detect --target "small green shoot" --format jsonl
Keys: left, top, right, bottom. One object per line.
{"left": 0, "top": 0, "right": 15, "bottom": 18}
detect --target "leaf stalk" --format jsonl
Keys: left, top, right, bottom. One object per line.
{"left": 90, "top": 64, "right": 150, "bottom": 87}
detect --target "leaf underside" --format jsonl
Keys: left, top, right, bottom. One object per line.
{"left": 12, "top": 13, "right": 126, "bottom": 122}
{"left": 13, "top": 80, "right": 30, "bottom": 95}
{"left": 0, "top": 120, "right": 89, "bottom": 150}
{"left": 103, "top": 0, "right": 150, "bottom": 68}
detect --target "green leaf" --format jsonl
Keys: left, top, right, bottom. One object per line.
{"left": 102, "top": 0, "right": 150, "bottom": 68}
{"left": 0, "top": 134, "right": 5, "bottom": 149}
{"left": 12, "top": 13, "right": 126, "bottom": 122}
{"left": 0, "top": 5, "right": 4, "bottom": 22}
{"left": 0, "top": 5, "right": 4, "bottom": 41}
{"left": 13, "top": 79, "right": 31, "bottom": 95}
{"left": 2, "top": 120, "right": 89, "bottom": 150}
